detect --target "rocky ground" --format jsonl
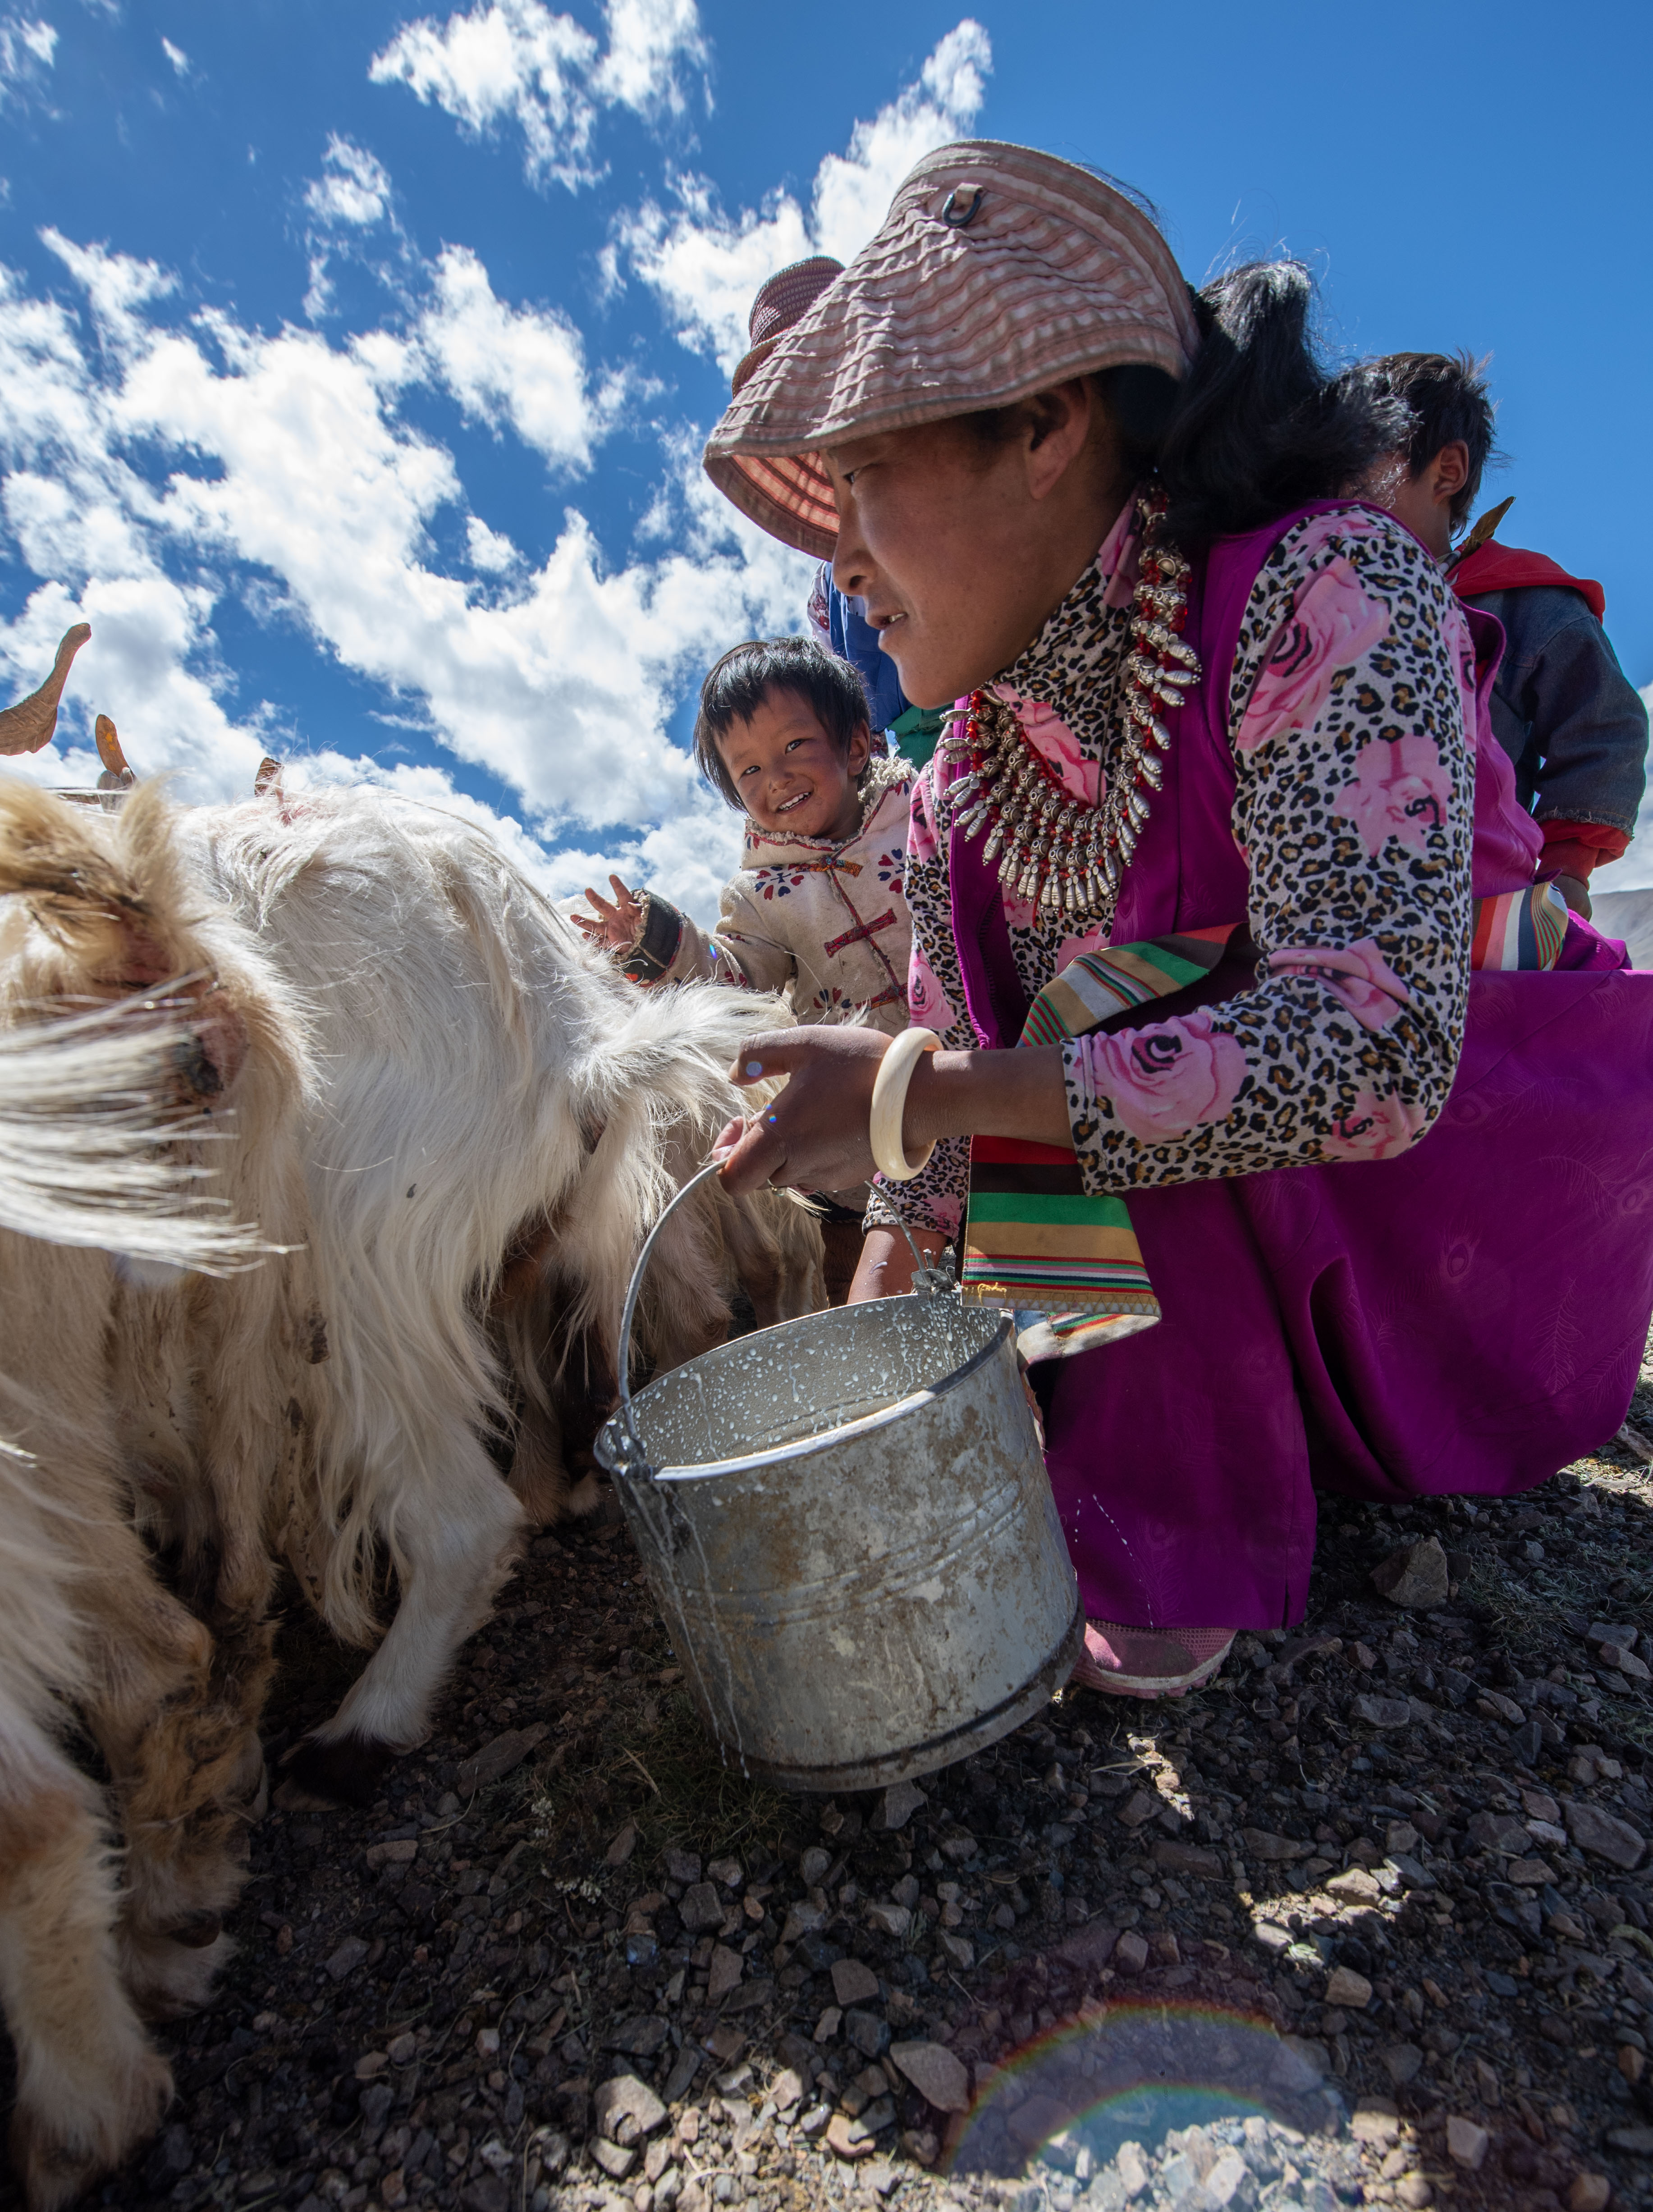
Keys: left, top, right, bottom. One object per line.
{"left": 9, "top": 1369, "right": 1653, "bottom": 2212}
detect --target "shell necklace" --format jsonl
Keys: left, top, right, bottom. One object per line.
{"left": 939, "top": 492, "right": 1199, "bottom": 914}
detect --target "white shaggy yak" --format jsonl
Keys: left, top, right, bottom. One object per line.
{"left": 0, "top": 1001, "right": 271, "bottom": 2212}
{"left": 0, "top": 780, "right": 820, "bottom": 1805}
{"left": 0, "top": 777, "right": 823, "bottom": 2203}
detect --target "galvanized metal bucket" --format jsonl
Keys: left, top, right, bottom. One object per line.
{"left": 595, "top": 1165, "right": 1083, "bottom": 1792}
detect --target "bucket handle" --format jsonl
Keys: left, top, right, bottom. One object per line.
{"left": 613, "top": 1158, "right": 950, "bottom": 1471}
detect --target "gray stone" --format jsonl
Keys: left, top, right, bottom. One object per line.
{"left": 843, "top": 2007, "right": 889, "bottom": 2058}
{"left": 706, "top": 1945, "right": 743, "bottom": 2002}
{"left": 1606, "top": 2126, "right": 1653, "bottom": 2153}
{"left": 1445, "top": 2116, "right": 1490, "bottom": 2171}
{"left": 1467, "top": 1810, "right": 1530, "bottom": 1856}
{"left": 1113, "top": 1931, "right": 1149, "bottom": 1974}
{"left": 594, "top": 2074, "right": 668, "bottom": 2143}
{"left": 888, "top": 2039, "right": 971, "bottom": 2113}
{"left": 1562, "top": 1798, "right": 1646, "bottom": 1869}
{"left": 1116, "top": 1789, "right": 1158, "bottom": 1828}
{"left": 1371, "top": 1536, "right": 1450, "bottom": 1609}
{"left": 872, "top": 1781, "right": 927, "bottom": 1832}
{"left": 660, "top": 2045, "right": 701, "bottom": 2104}
{"left": 324, "top": 1936, "right": 369, "bottom": 1983}
{"left": 664, "top": 1848, "right": 702, "bottom": 1886}
{"left": 831, "top": 1957, "right": 880, "bottom": 2007}
{"left": 1602, "top": 1643, "right": 1652, "bottom": 1683}
{"left": 358, "top": 2084, "right": 394, "bottom": 2131}
{"left": 679, "top": 1881, "right": 723, "bottom": 1932}
{"left": 456, "top": 1723, "right": 548, "bottom": 1795}
{"left": 589, "top": 2139, "right": 636, "bottom": 2181}
{"left": 1240, "top": 1828, "right": 1311, "bottom": 1862}
{"left": 1350, "top": 1694, "right": 1412, "bottom": 1730}
{"left": 1116, "top": 2142, "right": 1151, "bottom": 2200}
{"left": 799, "top": 1846, "right": 831, "bottom": 1885}
{"left": 864, "top": 1901, "right": 911, "bottom": 1939}
{"left": 778, "top": 1901, "right": 827, "bottom": 1947}
{"left": 1381, "top": 2044, "right": 1424, "bottom": 2086}
{"left": 1324, "top": 1966, "right": 1373, "bottom": 2010}
{"left": 605, "top": 2014, "right": 670, "bottom": 2057}
{"left": 603, "top": 1821, "right": 639, "bottom": 1869}
{"left": 1054, "top": 1919, "right": 1118, "bottom": 1972}
{"left": 1588, "top": 1624, "right": 1639, "bottom": 1650}
{"left": 1151, "top": 1839, "right": 1224, "bottom": 1878}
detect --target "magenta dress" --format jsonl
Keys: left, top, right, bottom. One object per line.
{"left": 925, "top": 505, "right": 1653, "bottom": 1632}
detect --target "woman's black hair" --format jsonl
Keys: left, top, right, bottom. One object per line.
{"left": 963, "top": 261, "right": 1408, "bottom": 549}
{"left": 1146, "top": 262, "right": 1410, "bottom": 547}
{"left": 693, "top": 636, "right": 870, "bottom": 810}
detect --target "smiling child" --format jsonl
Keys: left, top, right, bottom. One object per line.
{"left": 577, "top": 634, "right": 914, "bottom": 1020}
{"left": 575, "top": 637, "right": 915, "bottom": 1266}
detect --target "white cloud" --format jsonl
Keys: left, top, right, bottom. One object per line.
{"left": 466, "top": 514, "right": 520, "bottom": 572}
{"left": 0, "top": 14, "right": 56, "bottom": 107}
{"left": 369, "top": 0, "right": 707, "bottom": 189}
{"left": 624, "top": 18, "right": 989, "bottom": 374}
{"left": 590, "top": 0, "right": 705, "bottom": 119}
{"left": 305, "top": 134, "right": 392, "bottom": 228}
{"left": 0, "top": 237, "right": 810, "bottom": 884}
{"left": 160, "top": 34, "right": 188, "bottom": 76}
{"left": 417, "top": 243, "right": 601, "bottom": 470}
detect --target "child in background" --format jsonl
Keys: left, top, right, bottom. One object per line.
{"left": 1361, "top": 352, "right": 1646, "bottom": 917}
{"left": 576, "top": 637, "right": 914, "bottom": 1297}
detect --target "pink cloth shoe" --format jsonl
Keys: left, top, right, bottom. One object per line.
{"left": 1069, "top": 1619, "right": 1235, "bottom": 1700}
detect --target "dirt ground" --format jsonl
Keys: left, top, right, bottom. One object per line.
{"left": 7, "top": 1360, "right": 1653, "bottom": 2212}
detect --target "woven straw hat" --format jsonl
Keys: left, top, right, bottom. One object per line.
{"left": 704, "top": 140, "right": 1199, "bottom": 561}
{"left": 731, "top": 256, "right": 844, "bottom": 395}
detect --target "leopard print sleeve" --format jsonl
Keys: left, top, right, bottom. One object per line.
{"left": 1063, "top": 510, "right": 1476, "bottom": 1187}
{"left": 863, "top": 757, "right": 973, "bottom": 1239}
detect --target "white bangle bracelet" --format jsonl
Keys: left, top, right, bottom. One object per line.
{"left": 869, "top": 1027, "right": 941, "bottom": 1181}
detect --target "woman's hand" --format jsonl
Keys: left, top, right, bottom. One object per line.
{"left": 574, "top": 874, "right": 644, "bottom": 954}
{"left": 713, "top": 1028, "right": 1073, "bottom": 1194}
{"left": 713, "top": 1027, "right": 890, "bottom": 1194}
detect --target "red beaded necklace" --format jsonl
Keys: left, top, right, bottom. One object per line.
{"left": 939, "top": 492, "right": 1199, "bottom": 915}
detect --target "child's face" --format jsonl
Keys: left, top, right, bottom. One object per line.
{"left": 716, "top": 690, "right": 872, "bottom": 841}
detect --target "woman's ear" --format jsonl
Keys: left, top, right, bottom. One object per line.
{"left": 1022, "top": 379, "right": 1097, "bottom": 502}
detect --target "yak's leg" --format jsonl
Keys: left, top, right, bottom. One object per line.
{"left": 0, "top": 1715, "right": 173, "bottom": 2212}
{"left": 74, "top": 1536, "right": 267, "bottom": 2018}
{"left": 282, "top": 1433, "right": 522, "bottom": 1808}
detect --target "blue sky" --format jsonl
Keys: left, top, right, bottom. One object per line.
{"left": 2, "top": 0, "right": 1650, "bottom": 914}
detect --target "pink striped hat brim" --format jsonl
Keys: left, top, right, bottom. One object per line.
{"left": 703, "top": 140, "right": 1199, "bottom": 561}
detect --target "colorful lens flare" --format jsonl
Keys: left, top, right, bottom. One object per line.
{"left": 948, "top": 1997, "right": 1343, "bottom": 2183}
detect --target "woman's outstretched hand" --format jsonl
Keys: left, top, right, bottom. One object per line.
{"left": 714, "top": 1027, "right": 890, "bottom": 1194}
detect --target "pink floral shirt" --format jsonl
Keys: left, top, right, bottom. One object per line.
{"left": 867, "top": 505, "right": 1477, "bottom": 1238}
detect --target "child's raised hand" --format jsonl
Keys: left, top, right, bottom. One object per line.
{"left": 574, "top": 874, "right": 644, "bottom": 953}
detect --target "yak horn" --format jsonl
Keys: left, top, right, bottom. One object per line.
{"left": 94, "top": 713, "right": 133, "bottom": 780}
{"left": 0, "top": 623, "right": 91, "bottom": 756}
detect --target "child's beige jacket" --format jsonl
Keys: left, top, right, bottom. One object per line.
{"left": 636, "top": 758, "right": 915, "bottom": 1037}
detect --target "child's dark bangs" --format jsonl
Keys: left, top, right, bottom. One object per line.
{"left": 693, "top": 638, "right": 870, "bottom": 809}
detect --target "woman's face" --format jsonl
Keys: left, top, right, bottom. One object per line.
{"left": 823, "top": 382, "right": 1128, "bottom": 709}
